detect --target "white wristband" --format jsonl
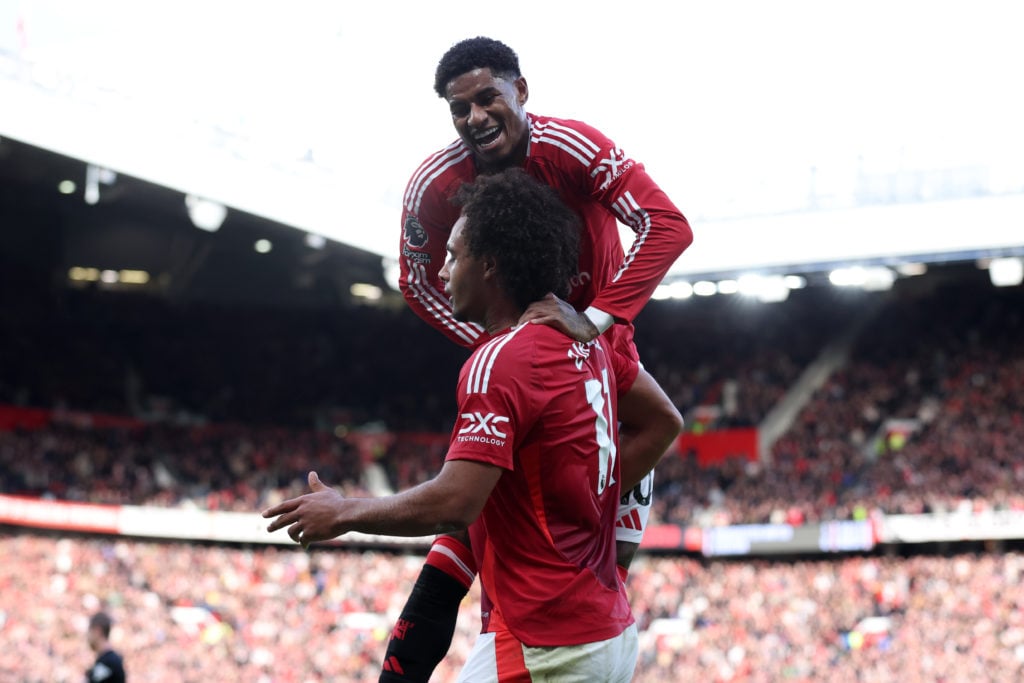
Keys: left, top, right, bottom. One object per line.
{"left": 583, "top": 306, "right": 614, "bottom": 335}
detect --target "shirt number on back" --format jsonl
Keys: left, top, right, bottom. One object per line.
{"left": 584, "top": 368, "right": 618, "bottom": 495}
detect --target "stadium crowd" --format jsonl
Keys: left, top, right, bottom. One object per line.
{"left": 2, "top": 268, "right": 1023, "bottom": 528}
{"left": 2, "top": 531, "right": 1022, "bottom": 682}
{"left": 3, "top": 251, "right": 1024, "bottom": 680}
{"left": 650, "top": 271, "right": 1024, "bottom": 527}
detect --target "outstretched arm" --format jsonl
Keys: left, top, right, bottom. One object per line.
{"left": 263, "top": 462, "right": 501, "bottom": 548}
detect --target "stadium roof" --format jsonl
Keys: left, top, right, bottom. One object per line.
{"left": 2, "top": 1, "right": 1022, "bottom": 301}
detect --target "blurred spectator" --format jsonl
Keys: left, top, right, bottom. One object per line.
{"left": 2, "top": 531, "right": 1022, "bottom": 682}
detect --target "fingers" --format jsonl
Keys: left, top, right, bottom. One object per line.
{"left": 518, "top": 310, "right": 554, "bottom": 324}
{"left": 262, "top": 498, "right": 298, "bottom": 519}
{"left": 308, "top": 471, "right": 325, "bottom": 490}
{"left": 265, "top": 509, "right": 299, "bottom": 533}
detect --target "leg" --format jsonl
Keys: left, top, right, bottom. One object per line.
{"left": 380, "top": 530, "right": 476, "bottom": 682}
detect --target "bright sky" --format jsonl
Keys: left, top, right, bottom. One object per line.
{"left": 2, "top": 0, "right": 1022, "bottom": 275}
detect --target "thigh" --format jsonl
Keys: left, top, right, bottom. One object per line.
{"left": 522, "top": 625, "right": 639, "bottom": 683}
{"left": 457, "top": 633, "right": 499, "bottom": 683}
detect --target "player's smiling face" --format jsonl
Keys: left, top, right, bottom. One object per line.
{"left": 445, "top": 68, "right": 530, "bottom": 170}
{"left": 439, "top": 215, "right": 488, "bottom": 324}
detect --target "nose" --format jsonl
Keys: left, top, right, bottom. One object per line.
{"left": 467, "top": 102, "right": 488, "bottom": 127}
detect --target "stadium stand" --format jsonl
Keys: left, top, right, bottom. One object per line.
{"left": 3, "top": 137, "right": 1024, "bottom": 680}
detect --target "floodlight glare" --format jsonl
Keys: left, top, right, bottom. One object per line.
{"left": 668, "top": 281, "right": 694, "bottom": 299}
{"left": 693, "top": 281, "right": 717, "bottom": 297}
{"left": 186, "top": 195, "right": 228, "bottom": 232}
{"left": 350, "top": 283, "right": 383, "bottom": 300}
{"left": 651, "top": 284, "right": 673, "bottom": 301}
{"left": 717, "top": 279, "right": 739, "bottom": 295}
{"left": 305, "top": 233, "right": 327, "bottom": 250}
{"left": 989, "top": 257, "right": 1024, "bottom": 287}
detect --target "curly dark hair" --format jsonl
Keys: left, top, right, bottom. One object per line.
{"left": 434, "top": 37, "right": 522, "bottom": 98}
{"left": 455, "top": 168, "right": 579, "bottom": 311}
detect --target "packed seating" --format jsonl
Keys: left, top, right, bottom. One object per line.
{"left": 4, "top": 255, "right": 1024, "bottom": 681}
{"left": 4, "top": 267, "right": 1022, "bottom": 525}
{"left": 3, "top": 531, "right": 1023, "bottom": 682}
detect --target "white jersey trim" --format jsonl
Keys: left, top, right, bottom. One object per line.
{"left": 466, "top": 326, "right": 527, "bottom": 395}
{"left": 530, "top": 119, "right": 602, "bottom": 169}
{"left": 404, "top": 259, "right": 483, "bottom": 345}
{"left": 428, "top": 543, "right": 477, "bottom": 585}
{"left": 404, "top": 141, "right": 471, "bottom": 215}
{"left": 610, "top": 191, "right": 651, "bottom": 284}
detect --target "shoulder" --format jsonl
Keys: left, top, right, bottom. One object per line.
{"left": 403, "top": 138, "right": 474, "bottom": 214}
{"left": 464, "top": 324, "right": 577, "bottom": 392}
{"left": 463, "top": 325, "right": 534, "bottom": 394}
{"left": 100, "top": 650, "right": 124, "bottom": 668}
{"left": 468, "top": 324, "right": 592, "bottom": 378}
{"left": 528, "top": 113, "right": 616, "bottom": 165}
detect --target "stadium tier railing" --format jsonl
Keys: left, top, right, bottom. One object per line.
{"left": 5, "top": 492, "right": 1023, "bottom": 558}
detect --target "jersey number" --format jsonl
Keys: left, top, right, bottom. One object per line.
{"left": 584, "top": 368, "right": 618, "bottom": 495}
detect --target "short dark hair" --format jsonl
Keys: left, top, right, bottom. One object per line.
{"left": 89, "top": 612, "right": 113, "bottom": 638}
{"left": 434, "top": 37, "right": 522, "bottom": 98}
{"left": 455, "top": 168, "right": 579, "bottom": 311}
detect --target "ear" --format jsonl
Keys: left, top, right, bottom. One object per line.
{"left": 514, "top": 77, "right": 529, "bottom": 106}
{"left": 482, "top": 256, "right": 500, "bottom": 282}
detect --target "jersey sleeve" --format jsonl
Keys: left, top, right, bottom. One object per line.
{"left": 398, "top": 147, "right": 488, "bottom": 348}
{"left": 577, "top": 121, "right": 694, "bottom": 323}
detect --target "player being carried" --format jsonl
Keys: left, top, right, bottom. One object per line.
{"left": 267, "top": 168, "right": 639, "bottom": 682}
{"left": 388, "top": 36, "right": 694, "bottom": 681}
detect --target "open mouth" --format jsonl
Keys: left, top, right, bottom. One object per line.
{"left": 472, "top": 125, "right": 502, "bottom": 148}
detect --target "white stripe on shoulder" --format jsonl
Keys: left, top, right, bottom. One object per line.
{"left": 404, "top": 259, "right": 483, "bottom": 344}
{"left": 405, "top": 139, "right": 463, "bottom": 204}
{"left": 466, "top": 325, "right": 528, "bottom": 395}
{"left": 531, "top": 120, "right": 602, "bottom": 166}
{"left": 404, "top": 142, "right": 470, "bottom": 213}
{"left": 610, "top": 191, "right": 651, "bottom": 283}
{"left": 544, "top": 120, "right": 602, "bottom": 154}
{"left": 532, "top": 136, "right": 591, "bottom": 167}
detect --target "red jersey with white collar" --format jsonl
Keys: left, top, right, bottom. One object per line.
{"left": 446, "top": 323, "right": 633, "bottom": 646}
{"left": 400, "top": 113, "right": 693, "bottom": 349}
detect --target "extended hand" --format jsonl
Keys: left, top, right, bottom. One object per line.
{"left": 518, "top": 293, "right": 599, "bottom": 343}
{"left": 263, "top": 472, "right": 344, "bottom": 549}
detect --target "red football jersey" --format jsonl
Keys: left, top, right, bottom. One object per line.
{"left": 445, "top": 323, "right": 634, "bottom": 647}
{"left": 400, "top": 113, "right": 693, "bottom": 349}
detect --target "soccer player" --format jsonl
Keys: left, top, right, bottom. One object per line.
{"left": 265, "top": 168, "right": 638, "bottom": 682}
{"left": 389, "top": 36, "right": 693, "bottom": 681}
{"left": 85, "top": 612, "right": 126, "bottom": 683}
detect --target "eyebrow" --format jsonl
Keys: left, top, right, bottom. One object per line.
{"left": 449, "top": 85, "right": 501, "bottom": 103}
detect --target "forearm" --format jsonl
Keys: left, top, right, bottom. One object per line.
{"left": 616, "top": 370, "right": 685, "bottom": 491}
{"left": 340, "top": 480, "right": 476, "bottom": 538}
{"left": 618, "top": 423, "right": 677, "bottom": 492}
{"left": 593, "top": 179, "right": 693, "bottom": 322}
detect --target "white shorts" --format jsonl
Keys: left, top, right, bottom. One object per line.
{"left": 456, "top": 623, "right": 638, "bottom": 683}
{"left": 614, "top": 470, "right": 653, "bottom": 544}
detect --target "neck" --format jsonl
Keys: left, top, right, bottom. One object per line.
{"left": 482, "top": 306, "right": 521, "bottom": 335}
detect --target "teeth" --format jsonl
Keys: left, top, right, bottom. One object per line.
{"left": 473, "top": 126, "right": 500, "bottom": 141}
